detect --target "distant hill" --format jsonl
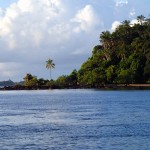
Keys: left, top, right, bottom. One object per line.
{"left": 0, "top": 80, "right": 15, "bottom": 87}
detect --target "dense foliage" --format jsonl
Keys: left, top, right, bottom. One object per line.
{"left": 23, "top": 70, "right": 78, "bottom": 89}
{"left": 77, "top": 15, "right": 150, "bottom": 87}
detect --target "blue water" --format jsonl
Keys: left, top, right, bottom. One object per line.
{"left": 0, "top": 89, "right": 150, "bottom": 150}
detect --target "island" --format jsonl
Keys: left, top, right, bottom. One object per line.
{"left": 0, "top": 15, "right": 150, "bottom": 90}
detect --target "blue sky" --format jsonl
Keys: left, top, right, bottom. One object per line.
{"left": 0, "top": 0, "right": 17, "bottom": 8}
{"left": 0, "top": 0, "right": 149, "bottom": 81}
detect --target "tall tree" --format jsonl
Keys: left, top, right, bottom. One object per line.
{"left": 46, "top": 59, "right": 55, "bottom": 80}
{"left": 100, "top": 31, "right": 111, "bottom": 49}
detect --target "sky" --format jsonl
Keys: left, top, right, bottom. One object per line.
{"left": 0, "top": 0, "right": 149, "bottom": 81}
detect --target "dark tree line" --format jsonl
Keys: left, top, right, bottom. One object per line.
{"left": 23, "top": 69, "right": 78, "bottom": 89}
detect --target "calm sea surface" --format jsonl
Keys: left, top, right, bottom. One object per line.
{"left": 0, "top": 89, "right": 150, "bottom": 150}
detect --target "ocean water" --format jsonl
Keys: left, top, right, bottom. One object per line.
{"left": 0, "top": 89, "right": 150, "bottom": 150}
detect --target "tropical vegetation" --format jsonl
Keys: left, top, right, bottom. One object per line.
{"left": 46, "top": 59, "right": 55, "bottom": 80}
{"left": 77, "top": 15, "right": 150, "bottom": 87}
{"left": 21, "top": 15, "right": 150, "bottom": 89}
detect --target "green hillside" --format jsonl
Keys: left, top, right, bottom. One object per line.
{"left": 77, "top": 15, "right": 150, "bottom": 87}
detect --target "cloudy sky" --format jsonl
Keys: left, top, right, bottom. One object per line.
{"left": 0, "top": 0, "right": 149, "bottom": 81}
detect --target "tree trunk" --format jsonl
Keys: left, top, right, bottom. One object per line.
{"left": 50, "top": 68, "right": 52, "bottom": 80}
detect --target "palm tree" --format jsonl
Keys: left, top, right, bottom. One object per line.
{"left": 46, "top": 59, "right": 55, "bottom": 80}
{"left": 137, "top": 15, "right": 145, "bottom": 25}
{"left": 100, "top": 31, "right": 111, "bottom": 49}
{"left": 122, "top": 20, "right": 130, "bottom": 26}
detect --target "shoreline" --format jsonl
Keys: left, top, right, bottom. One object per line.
{"left": 0, "top": 84, "right": 150, "bottom": 91}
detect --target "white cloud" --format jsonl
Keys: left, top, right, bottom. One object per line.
{"left": 0, "top": 0, "right": 67, "bottom": 48}
{"left": 0, "top": 1, "right": 99, "bottom": 49}
{"left": 130, "top": 19, "right": 138, "bottom": 26}
{"left": 115, "top": 0, "right": 128, "bottom": 7}
{"left": 129, "top": 8, "right": 136, "bottom": 18}
{"left": 71, "top": 5, "right": 100, "bottom": 33}
{"left": 0, "top": 7, "right": 3, "bottom": 15}
{"left": 0, "top": 0, "right": 102, "bottom": 80}
{"left": 111, "top": 21, "right": 121, "bottom": 31}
